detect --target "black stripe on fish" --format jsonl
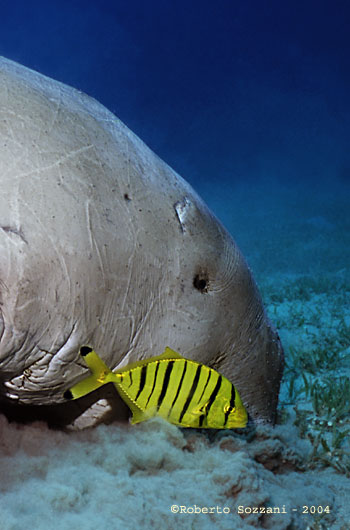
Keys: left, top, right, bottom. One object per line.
{"left": 128, "top": 370, "right": 133, "bottom": 388}
{"left": 168, "top": 360, "right": 187, "bottom": 413}
{"left": 157, "top": 361, "right": 174, "bottom": 410}
{"left": 223, "top": 384, "right": 236, "bottom": 427}
{"left": 206, "top": 374, "right": 222, "bottom": 416}
{"left": 135, "top": 365, "right": 147, "bottom": 401}
{"left": 145, "top": 361, "right": 160, "bottom": 407}
{"left": 178, "top": 364, "right": 202, "bottom": 424}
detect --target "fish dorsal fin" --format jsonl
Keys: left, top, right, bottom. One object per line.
{"left": 113, "top": 347, "right": 185, "bottom": 374}
{"left": 158, "top": 346, "right": 184, "bottom": 360}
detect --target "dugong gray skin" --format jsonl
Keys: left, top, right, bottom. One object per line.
{"left": 0, "top": 56, "right": 283, "bottom": 428}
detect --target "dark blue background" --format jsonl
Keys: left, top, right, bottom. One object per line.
{"left": 1, "top": 0, "right": 349, "bottom": 274}
{"left": 2, "top": 0, "right": 349, "bottom": 186}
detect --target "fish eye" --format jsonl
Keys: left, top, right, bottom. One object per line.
{"left": 224, "top": 404, "right": 235, "bottom": 413}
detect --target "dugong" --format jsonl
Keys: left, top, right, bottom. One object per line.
{"left": 0, "top": 56, "right": 283, "bottom": 427}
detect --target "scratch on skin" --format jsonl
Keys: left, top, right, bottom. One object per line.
{"left": 1, "top": 225, "right": 28, "bottom": 244}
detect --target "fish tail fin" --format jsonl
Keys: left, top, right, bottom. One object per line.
{"left": 79, "top": 346, "right": 111, "bottom": 378}
{"left": 64, "top": 374, "right": 104, "bottom": 400}
{"left": 64, "top": 346, "right": 115, "bottom": 400}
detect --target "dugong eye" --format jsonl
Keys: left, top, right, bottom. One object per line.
{"left": 193, "top": 273, "right": 209, "bottom": 293}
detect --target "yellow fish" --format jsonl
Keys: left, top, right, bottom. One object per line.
{"left": 64, "top": 346, "right": 248, "bottom": 429}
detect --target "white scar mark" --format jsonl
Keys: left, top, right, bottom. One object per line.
{"left": 174, "top": 197, "right": 192, "bottom": 233}
{"left": 85, "top": 199, "right": 107, "bottom": 289}
{"left": 9, "top": 144, "right": 94, "bottom": 184}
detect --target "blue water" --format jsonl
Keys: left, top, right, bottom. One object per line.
{"left": 2, "top": 1, "right": 349, "bottom": 189}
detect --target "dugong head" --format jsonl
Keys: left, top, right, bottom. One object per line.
{"left": 0, "top": 57, "right": 283, "bottom": 426}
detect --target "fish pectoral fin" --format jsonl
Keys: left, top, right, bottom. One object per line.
{"left": 130, "top": 409, "right": 147, "bottom": 424}
{"left": 130, "top": 405, "right": 158, "bottom": 424}
{"left": 193, "top": 402, "right": 209, "bottom": 415}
